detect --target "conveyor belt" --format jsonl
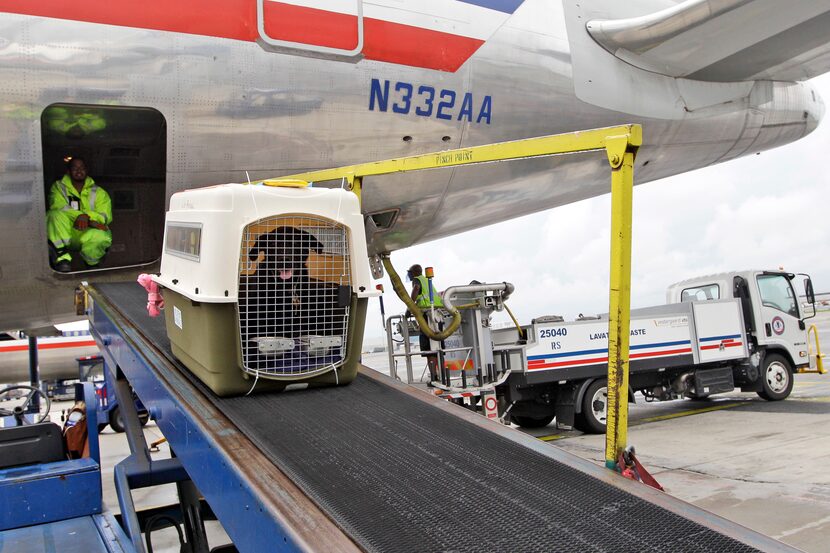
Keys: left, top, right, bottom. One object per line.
{"left": 97, "top": 282, "right": 765, "bottom": 553}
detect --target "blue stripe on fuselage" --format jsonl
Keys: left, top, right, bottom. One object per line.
{"left": 457, "top": 0, "right": 524, "bottom": 14}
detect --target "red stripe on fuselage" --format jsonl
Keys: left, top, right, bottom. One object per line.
{"left": 364, "top": 18, "right": 483, "bottom": 73}
{"left": 0, "top": 0, "right": 258, "bottom": 41}
{"left": 0, "top": 340, "right": 97, "bottom": 353}
{"left": 262, "top": 2, "right": 357, "bottom": 51}
{"left": 3, "top": 1, "right": 484, "bottom": 72}
{"left": 258, "top": 2, "right": 485, "bottom": 72}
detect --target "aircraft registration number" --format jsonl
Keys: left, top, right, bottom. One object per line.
{"left": 369, "top": 78, "right": 492, "bottom": 125}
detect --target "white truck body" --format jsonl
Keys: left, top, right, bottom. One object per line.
{"left": 525, "top": 299, "right": 748, "bottom": 377}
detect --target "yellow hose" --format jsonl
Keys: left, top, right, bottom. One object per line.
{"left": 381, "top": 253, "right": 462, "bottom": 341}
{"left": 503, "top": 303, "right": 527, "bottom": 341}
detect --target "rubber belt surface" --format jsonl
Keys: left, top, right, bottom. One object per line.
{"left": 97, "top": 282, "right": 760, "bottom": 553}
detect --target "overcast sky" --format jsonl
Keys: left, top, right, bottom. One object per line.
{"left": 363, "top": 73, "right": 830, "bottom": 343}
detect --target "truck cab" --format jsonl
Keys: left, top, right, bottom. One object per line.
{"left": 667, "top": 270, "right": 817, "bottom": 399}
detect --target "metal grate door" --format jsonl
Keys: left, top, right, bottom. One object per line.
{"left": 237, "top": 216, "right": 351, "bottom": 378}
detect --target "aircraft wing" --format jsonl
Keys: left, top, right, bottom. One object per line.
{"left": 586, "top": 0, "right": 830, "bottom": 82}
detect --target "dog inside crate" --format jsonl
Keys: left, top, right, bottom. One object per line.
{"left": 237, "top": 221, "right": 352, "bottom": 376}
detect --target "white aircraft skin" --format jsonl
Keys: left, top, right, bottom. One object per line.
{"left": 0, "top": 327, "right": 98, "bottom": 383}
{"left": 0, "top": 0, "right": 825, "bottom": 334}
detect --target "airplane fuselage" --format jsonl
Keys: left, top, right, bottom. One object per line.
{"left": 0, "top": 0, "right": 823, "bottom": 331}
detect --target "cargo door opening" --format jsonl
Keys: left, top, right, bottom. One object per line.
{"left": 41, "top": 104, "right": 166, "bottom": 273}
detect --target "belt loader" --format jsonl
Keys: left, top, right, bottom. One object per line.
{"left": 63, "top": 126, "right": 802, "bottom": 551}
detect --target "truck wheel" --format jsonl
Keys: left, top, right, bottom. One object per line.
{"left": 511, "top": 414, "right": 554, "bottom": 429}
{"left": 577, "top": 379, "right": 608, "bottom": 434}
{"left": 108, "top": 406, "right": 125, "bottom": 433}
{"left": 757, "top": 354, "right": 793, "bottom": 401}
{"left": 108, "top": 406, "right": 149, "bottom": 432}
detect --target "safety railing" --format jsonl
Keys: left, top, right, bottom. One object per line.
{"left": 384, "top": 314, "right": 475, "bottom": 386}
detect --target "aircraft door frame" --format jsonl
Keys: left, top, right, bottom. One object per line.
{"left": 256, "top": 0, "right": 364, "bottom": 60}
{"left": 40, "top": 103, "right": 168, "bottom": 274}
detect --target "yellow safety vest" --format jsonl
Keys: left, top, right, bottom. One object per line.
{"left": 415, "top": 275, "right": 443, "bottom": 308}
{"left": 49, "top": 175, "right": 113, "bottom": 226}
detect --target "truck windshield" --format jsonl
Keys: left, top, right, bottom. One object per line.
{"left": 756, "top": 274, "right": 798, "bottom": 317}
{"left": 680, "top": 283, "right": 719, "bottom": 301}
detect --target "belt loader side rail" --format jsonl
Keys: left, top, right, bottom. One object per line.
{"left": 84, "top": 284, "right": 360, "bottom": 553}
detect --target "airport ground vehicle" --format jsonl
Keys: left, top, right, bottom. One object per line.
{"left": 0, "top": 383, "right": 136, "bottom": 552}
{"left": 490, "top": 270, "right": 823, "bottom": 432}
{"left": 78, "top": 354, "right": 149, "bottom": 433}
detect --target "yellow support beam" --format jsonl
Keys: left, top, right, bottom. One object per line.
{"left": 274, "top": 124, "right": 642, "bottom": 471}
{"left": 269, "top": 125, "right": 642, "bottom": 187}
{"left": 605, "top": 148, "right": 637, "bottom": 469}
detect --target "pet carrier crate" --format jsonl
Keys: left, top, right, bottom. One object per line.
{"left": 152, "top": 181, "right": 377, "bottom": 396}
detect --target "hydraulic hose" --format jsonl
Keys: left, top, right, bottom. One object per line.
{"left": 503, "top": 302, "right": 527, "bottom": 342}
{"left": 380, "top": 253, "right": 462, "bottom": 341}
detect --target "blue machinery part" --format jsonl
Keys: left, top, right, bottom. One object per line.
{"left": 0, "top": 383, "right": 101, "bottom": 530}
{"left": 88, "top": 285, "right": 339, "bottom": 553}
{"left": 109, "top": 367, "right": 210, "bottom": 553}
{"left": 77, "top": 354, "right": 149, "bottom": 433}
{"left": 0, "top": 382, "right": 135, "bottom": 552}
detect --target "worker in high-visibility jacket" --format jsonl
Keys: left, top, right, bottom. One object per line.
{"left": 46, "top": 157, "right": 112, "bottom": 272}
{"left": 407, "top": 264, "right": 444, "bottom": 385}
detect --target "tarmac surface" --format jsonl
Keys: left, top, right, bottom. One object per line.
{"left": 514, "top": 310, "right": 830, "bottom": 553}
{"left": 532, "top": 374, "right": 830, "bottom": 553}
{"left": 83, "top": 312, "right": 830, "bottom": 552}
{"left": 372, "top": 311, "right": 830, "bottom": 553}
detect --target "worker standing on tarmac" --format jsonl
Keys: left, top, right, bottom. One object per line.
{"left": 407, "top": 264, "right": 444, "bottom": 385}
{"left": 46, "top": 157, "right": 113, "bottom": 272}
